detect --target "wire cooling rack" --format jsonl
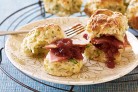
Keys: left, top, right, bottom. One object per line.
{"left": 0, "top": 0, "right": 138, "bottom": 92}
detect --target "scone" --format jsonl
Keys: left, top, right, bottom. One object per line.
{"left": 84, "top": 9, "right": 132, "bottom": 68}
{"left": 44, "top": 57, "right": 83, "bottom": 76}
{"left": 43, "top": 0, "right": 82, "bottom": 16}
{"left": 21, "top": 24, "right": 65, "bottom": 56}
{"left": 44, "top": 38, "right": 85, "bottom": 76}
{"left": 84, "top": 0, "right": 126, "bottom": 16}
{"left": 126, "top": 0, "right": 138, "bottom": 30}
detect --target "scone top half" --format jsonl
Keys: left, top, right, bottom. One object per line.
{"left": 21, "top": 24, "right": 65, "bottom": 56}
{"left": 86, "top": 9, "right": 128, "bottom": 43}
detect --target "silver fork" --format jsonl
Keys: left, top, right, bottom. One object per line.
{"left": 65, "top": 24, "right": 85, "bottom": 38}
{"left": 0, "top": 24, "right": 85, "bottom": 37}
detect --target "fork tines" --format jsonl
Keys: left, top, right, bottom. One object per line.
{"left": 65, "top": 24, "right": 85, "bottom": 38}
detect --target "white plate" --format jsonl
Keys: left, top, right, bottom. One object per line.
{"left": 5, "top": 17, "right": 138, "bottom": 85}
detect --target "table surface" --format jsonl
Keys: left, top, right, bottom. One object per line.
{"left": 0, "top": 0, "right": 138, "bottom": 92}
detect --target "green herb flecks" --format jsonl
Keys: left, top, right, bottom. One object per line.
{"left": 86, "top": 44, "right": 91, "bottom": 48}
{"left": 69, "top": 58, "right": 78, "bottom": 64}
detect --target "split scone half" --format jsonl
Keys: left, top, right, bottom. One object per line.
{"left": 84, "top": 0, "right": 126, "bottom": 17}
{"left": 84, "top": 9, "right": 132, "bottom": 68}
{"left": 21, "top": 24, "right": 65, "bottom": 56}
{"left": 44, "top": 38, "right": 85, "bottom": 76}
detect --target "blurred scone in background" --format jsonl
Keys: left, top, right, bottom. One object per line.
{"left": 126, "top": 0, "right": 138, "bottom": 30}
{"left": 43, "top": 0, "right": 82, "bottom": 16}
{"left": 84, "top": 0, "right": 126, "bottom": 17}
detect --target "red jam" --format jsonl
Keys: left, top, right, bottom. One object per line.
{"left": 94, "top": 43, "right": 117, "bottom": 68}
{"left": 83, "top": 34, "right": 88, "bottom": 40}
{"left": 51, "top": 38, "right": 85, "bottom": 60}
{"left": 106, "top": 60, "right": 115, "bottom": 69}
{"left": 92, "top": 36, "right": 123, "bottom": 68}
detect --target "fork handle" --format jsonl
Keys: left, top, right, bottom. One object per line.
{"left": 0, "top": 30, "right": 29, "bottom": 36}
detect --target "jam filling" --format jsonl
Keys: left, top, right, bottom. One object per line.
{"left": 92, "top": 36, "right": 123, "bottom": 68}
{"left": 51, "top": 38, "right": 85, "bottom": 60}
{"left": 94, "top": 43, "right": 117, "bottom": 68}
{"left": 83, "top": 34, "right": 88, "bottom": 40}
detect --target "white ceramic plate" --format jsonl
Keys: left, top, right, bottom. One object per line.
{"left": 5, "top": 17, "right": 138, "bottom": 85}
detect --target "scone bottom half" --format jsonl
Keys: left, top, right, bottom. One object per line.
{"left": 44, "top": 38, "right": 86, "bottom": 77}
{"left": 43, "top": 0, "right": 83, "bottom": 16}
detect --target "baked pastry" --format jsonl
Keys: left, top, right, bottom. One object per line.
{"left": 44, "top": 57, "right": 83, "bottom": 76}
{"left": 84, "top": 0, "right": 126, "bottom": 16}
{"left": 84, "top": 9, "right": 131, "bottom": 68}
{"left": 21, "top": 24, "right": 65, "bottom": 56}
{"left": 43, "top": 0, "right": 82, "bottom": 16}
{"left": 126, "top": 0, "right": 138, "bottom": 30}
{"left": 44, "top": 38, "right": 85, "bottom": 76}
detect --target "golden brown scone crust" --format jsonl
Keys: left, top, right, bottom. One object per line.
{"left": 86, "top": 9, "right": 128, "bottom": 42}
{"left": 84, "top": 0, "right": 126, "bottom": 16}
{"left": 126, "top": 0, "right": 138, "bottom": 30}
